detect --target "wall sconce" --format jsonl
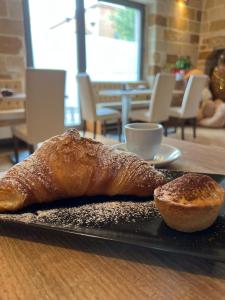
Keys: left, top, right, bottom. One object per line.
{"left": 176, "top": 0, "right": 189, "bottom": 5}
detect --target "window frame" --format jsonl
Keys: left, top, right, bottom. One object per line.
{"left": 23, "top": 0, "right": 145, "bottom": 79}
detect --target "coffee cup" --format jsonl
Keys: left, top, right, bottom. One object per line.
{"left": 125, "top": 123, "right": 163, "bottom": 160}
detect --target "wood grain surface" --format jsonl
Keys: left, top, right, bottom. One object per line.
{"left": 163, "top": 137, "right": 225, "bottom": 175}
{"left": 0, "top": 138, "right": 225, "bottom": 300}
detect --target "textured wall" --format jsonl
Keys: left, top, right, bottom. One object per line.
{"left": 2, "top": 0, "right": 217, "bottom": 88}
{"left": 0, "top": 0, "right": 25, "bottom": 89}
{"left": 197, "top": 0, "right": 225, "bottom": 71}
{"left": 0, "top": 0, "right": 25, "bottom": 138}
{"left": 146, "top": 0, "right": 203, "bottom": 84}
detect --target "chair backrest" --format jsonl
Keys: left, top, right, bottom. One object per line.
{"left": 77, "top": 73, "right": 96, "bottom": 121}
{"left": 149, "top": 73, "right": 176, "bottom": 123}
{"left": 26, "top": 68, "right": 65, "bottom": 144}
{"left": 180, "top": 75, "right": 208, "bottom": 118}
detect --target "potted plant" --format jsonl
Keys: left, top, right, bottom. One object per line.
{"left": 172, "top": 56, "right": 192, "bottom": 80}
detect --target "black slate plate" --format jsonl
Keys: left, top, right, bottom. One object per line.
{"left": 0, "top": 170, "right": 225, "bottom": 261}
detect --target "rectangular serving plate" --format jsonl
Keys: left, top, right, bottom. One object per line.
{"left": 0, "top": 170, "right": 225, "bottom": 261}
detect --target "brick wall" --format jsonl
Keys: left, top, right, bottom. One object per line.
{"left": 197, "top": 0, "right": 225, "bottom": 71}
{"left": 0, "top": 0, "right": 25, "bottom": 90}
{"left": 146, "top": 0, "right": 203, "bottom": 84}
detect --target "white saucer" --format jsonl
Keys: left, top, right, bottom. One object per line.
{"left": 112, "top": 143, "right": 181, "bottom": 167}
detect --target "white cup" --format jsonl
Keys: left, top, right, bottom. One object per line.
{"left": 125, "top": 123, "right": 163, "bottom": 160}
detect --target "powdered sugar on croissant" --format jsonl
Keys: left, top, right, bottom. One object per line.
{"left": 0, "top": 129, "right": 165, "bottom": 211}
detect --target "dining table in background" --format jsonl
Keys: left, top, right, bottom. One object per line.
{"left": 0, "top": 93, "right": 26, "bottom": 102}
{"left": 0, "top": 93, "right": 26, "bottom": 128}
{"left": 99, "top": 88, "right": 184, "bottom": 141}
{"left": 0, "top": 136, "right": 225, "bottom": 299}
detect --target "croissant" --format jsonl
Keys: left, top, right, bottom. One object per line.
{"left": 0, "top": 129, "right": 165, "bottom": 212}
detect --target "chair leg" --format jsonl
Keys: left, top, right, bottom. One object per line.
{"left": 162, "top": 122, "right": 168, "bottom": 137}
{"left": 93, "top": 121, "right": 97, "bottom": 139}
{"left": 102, "top": 120, "right": 106, "bottom": 136}
{"left": 171, "top": 117, "right": 177, "bottom": 133}
{"left": 28, "top": 144, "right": 34, "bottom": 155}
{"left": 192, "top": 117, "right": 197, "bottom": 138}
{"left": 181, "top": 120, "right": 185, "bottom": 140}
{"left": 117, "top": 119, "right": 121, "bottom": 142}
{"left": 83, "top": 120, "right": 86, "bottom": 137}
{"left": 13, "top": 135, "right": 19, "bottom": 164}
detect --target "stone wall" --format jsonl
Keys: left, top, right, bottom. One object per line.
{"left": 197, "top": 0, "right": 225, "bottom": 72}
{"left": 0, "top": 0, "right": 25, "bottom": 90}
{"left": 0, "top": 0, "right": 205, "bottom": 88}
{"left": 146, "top": 0, "right": 203, "bottom": 84}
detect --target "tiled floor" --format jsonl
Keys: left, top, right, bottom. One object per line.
{"left": 169, "top": 126, "right": 225, "bottom": 148}
{"left": 0, "top": 150, "right": 13, "bottom": 172}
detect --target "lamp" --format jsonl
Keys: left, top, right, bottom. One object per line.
{"left": 176, "top": 0, "right": 189, "bottom": 5}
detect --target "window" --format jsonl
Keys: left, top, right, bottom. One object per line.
{"left": 23, "top": 0, "right": 144, "bottom": 126}
{"left": 85, "top": 0, "right": 144, "bottom": 81}
{"left": 25, "top": 0, "right": 79, "bottom": 126}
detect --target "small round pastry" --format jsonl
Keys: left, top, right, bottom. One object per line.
{"left": 154, "top": 173, "right": 225, "bottom": 232}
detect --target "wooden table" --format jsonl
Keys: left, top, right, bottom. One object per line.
{"left": 163, "top": 137, "right": 225, "bottom": 175}
{"left": 0, "top": 138, "right": 225, "bottom": 299}
{"left": 99, "top": 89, "right": 183, "bottom": 141}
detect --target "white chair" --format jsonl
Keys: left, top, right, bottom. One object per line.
{"left": 12, "top": 68, "right": 66, "bottom": 163}
{"left": 169, "top": 75, "right": 208, "bottom": 140}
{"left": 129, "top": 73, "right": 176, "bottom": 135}
{"left": 77, "top": 73, "right": 121, "bottom": 140}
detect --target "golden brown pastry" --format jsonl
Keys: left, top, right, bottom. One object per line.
{"left": 154, "top": 173, "right": 225, "bottom": 232}
{"left": 0, "top": 129, "right": 165, "bottom": 212}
